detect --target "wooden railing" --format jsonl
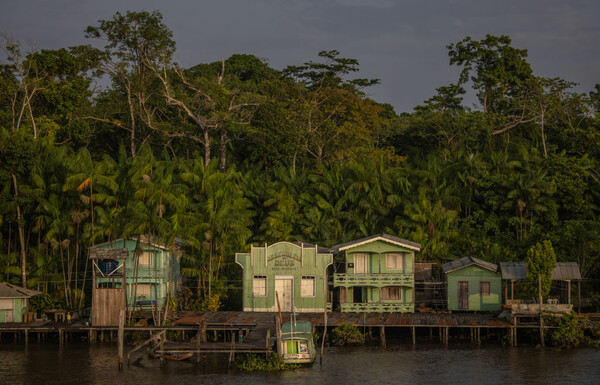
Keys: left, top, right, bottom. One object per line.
{"left": 334, "top": 273, "right": 413, "bottom": 287}
{"left": 340, "top": 302, "right": 414, "bottom": 313}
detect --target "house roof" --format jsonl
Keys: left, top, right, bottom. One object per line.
{"left": 442, "top": 257, "right": 498, "bottom": 274}
{"left": 91, "top": 236, "right": 171, "bottom": 251}
{"left": 291, "top": 241, "right": 331, "bottom": 254}
{"left": 498, "top": 262, "right": 582, "bottom": 280}
{"left": 0, "top": 283, "right": 41, "bottom": 299}
{"left": 329, "top": 233, "right": 421, "bottom": 253}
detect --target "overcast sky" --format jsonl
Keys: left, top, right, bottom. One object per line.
{"left": 1, "top": 0, "right": 599, "bottom": 113}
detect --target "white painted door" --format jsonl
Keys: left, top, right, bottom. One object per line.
{"left": 275, "top": 278, "right": 293, "bottom": 312}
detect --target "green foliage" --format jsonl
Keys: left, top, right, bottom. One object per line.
{"left": 236, "top": 353, "right": 299, "bottom": 371}
{"left": 331, "top": 323, "right": 364, "bottom": 345}
{"left": 526, "top": 240, "right": 557, "bottom": 297}
{"left": 550, "top": 312, "right": 587, "bottom": 349}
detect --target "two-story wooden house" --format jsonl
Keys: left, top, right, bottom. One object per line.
{"left": 90, "top": 237, "right": 181, "bottom": 325}
{"left": 331, "top": 234, "right": 421, "bottom": 313}
{"left": 235, "top": 241, "right": 333, "bottom": 312}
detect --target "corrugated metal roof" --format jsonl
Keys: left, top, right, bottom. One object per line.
{"left": 499, "top": 262, "right": 528, "bottom": 280}
{"left": 499, "top": 262, "right": 581, "bottom": 280}
{"left": 442, "top": 257, "right": 497, "bottom": 273}
{"left": 329, "top": 233, "right": 421, "bottom": 253}
{"left": 0, "top": 283, "right": 41, "bottom": 298}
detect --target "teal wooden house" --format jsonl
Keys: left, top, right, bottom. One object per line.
{"left": 90, "top": 237, "right": 181, "bottom": 325}
{"left": 331, "top": 234, "right": 421, "bottom": 313}
{"left": 235, "top": 242, "right": 333, "bottom": 312}
{"left": 443, "top": 257, "right": 501, "bottom": 312}
{"left": 0, "top": 283, "right": 40, "bottom": 323}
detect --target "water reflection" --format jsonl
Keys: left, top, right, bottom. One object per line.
{"left": 0, "top": 343, "right": 599, "bottom": 385}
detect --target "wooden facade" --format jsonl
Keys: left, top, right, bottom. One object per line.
{"left": 331, "top": 234, "right": 421, "bottom": 313}
{"left": 235, "top": 242, "right": 333, "bottom": 312}
{"left": 443, "top": 257, "right": 501, "bottom": 312}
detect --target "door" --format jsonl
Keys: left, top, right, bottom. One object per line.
{"left": 354, "top": 254, "right": 368, "bottom": 274}
{"left": 275, "top": 278, "right": 293, "bottom": 312}
{"left": 458, "top": 281, "right": 469, "bottom": 310}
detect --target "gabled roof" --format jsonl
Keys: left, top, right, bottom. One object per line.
{"left": 0, "top": 283, "right": 41, "bottom": 299}
{"left": 329, "top": 233, "right": 421, "bottom": 253}
{"left": 442, "top": 257, "right": 497, "bottom": 274}
{"left": 499, "top": 262, "right": 582, "bottom": 280}
{"left": 291, "top": 241, "right": 331, "bottom": 254}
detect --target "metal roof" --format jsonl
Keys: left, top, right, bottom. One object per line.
{"left": 329, "top": 233, "right": 421, "bottom": 253}
{"left": 442, "top": 257, "right": 498, "bottom": 274}
{"left": 0, "top": 283, "right": 41, "bottom": 299}
{"left": 499, "top": 262, "right": 582, "bottom": 280}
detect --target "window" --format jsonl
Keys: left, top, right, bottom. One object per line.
{"left": 386, "top": 253, "right": 404, "bottom": 270}
{"left": 0, "top": 298, "right": 13, "bottom": 310}
{"left": 480, "top": 281, "right": 491, "bottom": 296}
{"left": 253, "top": 275, "right": 267, "bottom": 297}
{"left": 301, "top": 276, "right": 315, "bottom": 297}
{"left": 381, "top": 287, "right": 401, "bottom": 301}
{"left": 136, "top": 284, "right": 152, "bottom": 298}
{"left": 354, "top": 254, "right": 368, "bottom": 273}
{"left": 138, "top": 251, "right": 153, "bottom": 266}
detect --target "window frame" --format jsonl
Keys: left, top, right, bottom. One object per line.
{"left": 380, "top": 286, "right": 402, "bottom": 301}
{"left": 138, "top": 250, "right": 153, "bottom": 267}
{"left": 386, "top": 253, "right": 404, "bottom": 271}
{"left": 301, "top": 276, "right": 316, "bottom": 298}
{"left": 353, "top": 253, "right": 368, "bottom": 274}
{"left": 480, "top": 281, "right": 491, "bottom": 296}
{"left": 253, "top": 275, "right": 267, "bottom": 297}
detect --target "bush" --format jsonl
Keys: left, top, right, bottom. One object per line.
{"left": 551, "top": 312, "right": 586, "bottom": 349}
{"left": 236, "top": 353, "right": 299, "bottom": 371}
{"left": 331, "top": 323, "right": 364, "bottom": 345}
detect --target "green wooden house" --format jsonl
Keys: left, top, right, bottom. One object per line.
{"left": 331, "top": 234, "right": 421, "bottom": 313}
{"left": 235, "top": 242, "right": 333, "bottom": 312}
{"left": 0, "top": 283, "right": 40, "bottom": 323}
{"left": 443, "top": 257, "right": 501, "bottom": 312}
{"left": 90, "top": 237, "right": 181, "bottom": 325}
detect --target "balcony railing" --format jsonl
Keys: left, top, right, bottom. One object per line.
{"left": 334, "top": 273, "right": 413, "bottom": 288}
{"left": 340, "top": 302, "right": 414, "bottom": 313}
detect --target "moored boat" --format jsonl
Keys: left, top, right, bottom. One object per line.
{"left": 278, "top": 319, "right": 316, "bottom": 364}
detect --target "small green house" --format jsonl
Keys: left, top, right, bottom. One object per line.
{"left": 90, "top": 237, "right": 181, "bottom": 325}
{"left": 0, "top": 283, "right": 40, "bottom": 323}
{"left": 331, "top": 234, "right": 421, "bottom": 313}
{"left": 235, "top": 242, "right": 333, "bottom": 312}
{"left": 443, "top": 257, "right": 501, "bottom": 312}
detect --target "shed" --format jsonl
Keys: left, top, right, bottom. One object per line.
{"left": 0, "top": 283, "right": 41, "bottom": 322}
{"left": 498, "top": 262, "right": 581, "bottom": 305}
{"left": 443, "top": 257, "right": 501, "bottom": 312}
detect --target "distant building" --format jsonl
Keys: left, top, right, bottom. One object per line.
{"left": 0, "top": 283, "right": 40, "bottom": 323}
{"left": 443, "top": 257, "right": 502, "bottom": 312}
{"left": 236, "top": 241, "right": 333, "bottom": 312}
{"left": 90, "top": 237, "right": 181, "bottom": 325}
{"left": 331, "top": 234, "right": 421, "bottom": 313}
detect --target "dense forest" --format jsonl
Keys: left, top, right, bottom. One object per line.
{"left": 1, "top": 11, "right": 599, "bottom": 311}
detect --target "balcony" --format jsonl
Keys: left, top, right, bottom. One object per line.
{"left": 340, "top": 302, "right": 414, "bottom": 313}
{"left": 334, "top": 273, "right": 413, "bottom": 288}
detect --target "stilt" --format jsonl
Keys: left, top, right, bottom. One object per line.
{"left": 411, "top": 326, "right": 416, "bottom": 345}
{"left": 445, "top": 327, "right": 449, "bottom": 346}
{"left": 380, "top": 326, "right": 386, "bottom": 349}
{"left": 429, "top": 327, "right": 433, "bottom": 340}
{"left": 477, "top": 328, "right": 481, "bottom": 344}
{"left": 25, "top": 329, "right": 28, "bottom": 346}
{"left": 439, "top": 327, "right": 442, "bottom": 343}
{"left": 118, "top": 310, "right": 125, "bottom": 370}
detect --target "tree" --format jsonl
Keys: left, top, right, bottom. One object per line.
{"left": 447, "top": 35, "right": 532, "bottom": 114}
{"left": 526, "top": 240, "right": 556, "bottom": 298}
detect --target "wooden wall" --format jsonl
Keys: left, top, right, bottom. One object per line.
{"left": 92, "top": 288, "right": 125, "bottom": 326}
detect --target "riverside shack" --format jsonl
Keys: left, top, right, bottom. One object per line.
{"left": 235, "top": 242, "right": 333, "bottom": 312}
{"left": 0, "top": 283, "right": 40, "bottom": 323}
{"left": 443, "top": 257, "right": 502, "bottom": 312}
{"left": 331, "top": 234, "right": 420, "bottom": 313}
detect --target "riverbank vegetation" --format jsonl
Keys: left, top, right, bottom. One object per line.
{"left": 1, "top": 10, "right": 599, "bottom": 312}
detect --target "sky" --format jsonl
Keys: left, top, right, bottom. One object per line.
{"left": 1, "top": 0, "right": 599, "bottom": 113}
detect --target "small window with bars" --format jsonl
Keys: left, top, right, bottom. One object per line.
{"left": 381, "top": 286, "right": 401, "bottom": 301}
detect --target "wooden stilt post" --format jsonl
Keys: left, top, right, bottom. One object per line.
{"left": 538, "top": 274, "right": 545, "bottom": 348}
{"left": 24, "top": 329, "right": 28, "bottom": 346}
{"left": 118, "top": 310, "right": 125, "bottom": 370}
{"left": 445, "top": 327, "right": 449, "bottom": 346}
{"left": 411, "top": 326, "right": 416, "bottom": 345}
{"left": 380, "top": 326, "right": 386, "bottom": 349}
{"left": 477, "top": 328, "right": 480, "bottom": 344}
{"left": 196, "top": 321, "right": 203, "bottom": 363}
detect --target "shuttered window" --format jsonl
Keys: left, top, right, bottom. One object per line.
{"left": 301, "top": 276, "right": 315, "bottom": 297}
{"left": 253, "top": 275, "right": 267, "bottom": 297}
{"left": 480, "top": 281, "right": 491, "bottom": 296}
{"left": 136, "top": 284, "right": 152, "bottom": 298}
{"left": 139, "top": 251, "right": 153, "bottom": 266}
{"left": 381, "top": 287, "right": 401, "bottom": 301}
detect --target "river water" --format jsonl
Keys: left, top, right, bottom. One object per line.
{"left": 1, "top": 341, "right": 599, "bottom": 385}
